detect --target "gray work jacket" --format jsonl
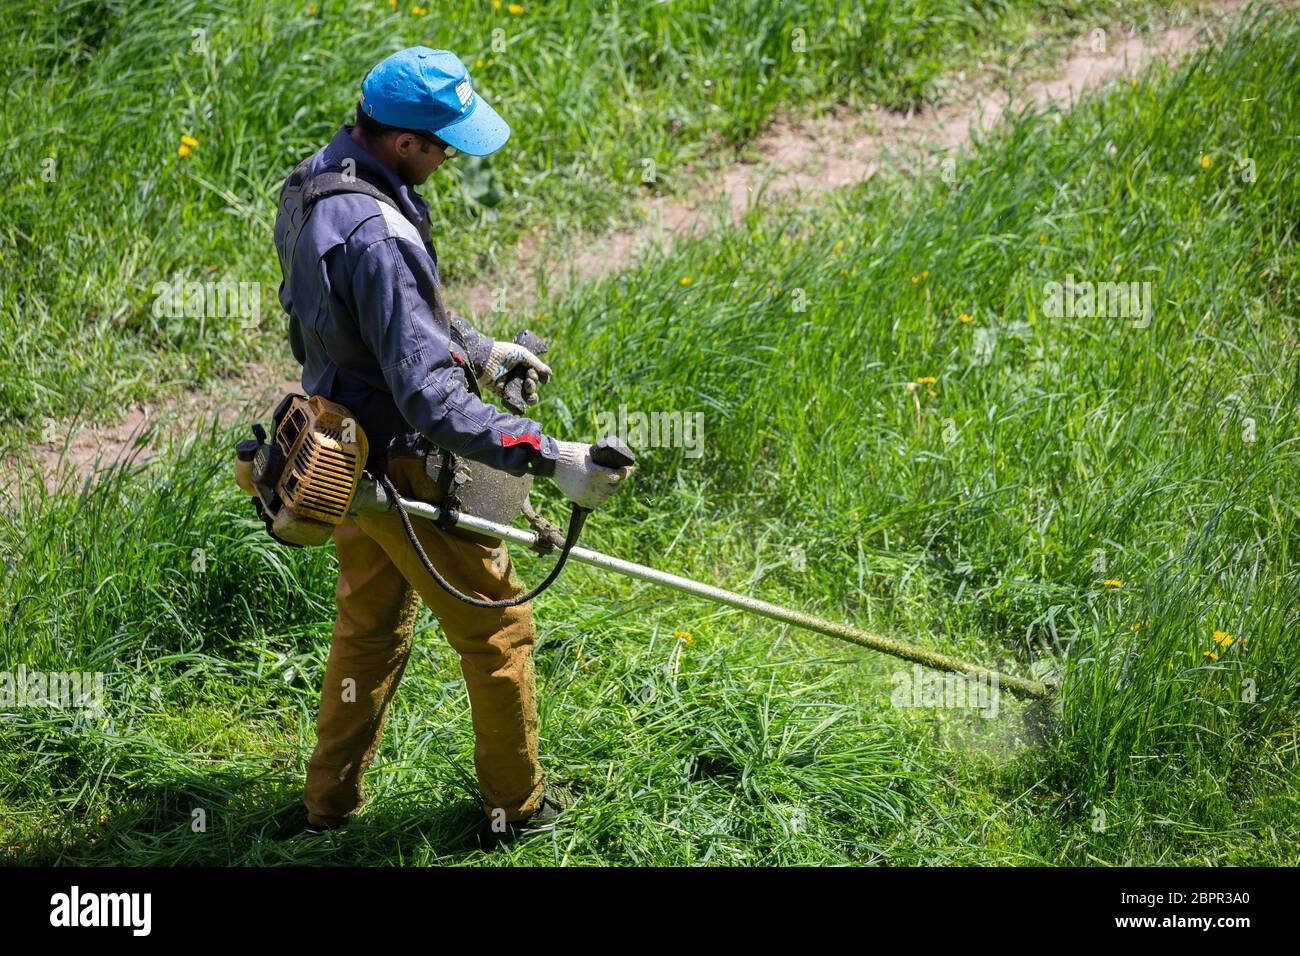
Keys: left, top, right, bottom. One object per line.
{"left": 273, "top": 124, "right": 558, "bottom": 477}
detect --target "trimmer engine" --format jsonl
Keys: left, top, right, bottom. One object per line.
{"left": 235, "top": 393, "right": 368, "bottom": 546}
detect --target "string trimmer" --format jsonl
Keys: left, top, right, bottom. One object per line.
{"left": 233, "top": 342, "right": 1056, "bottom": 703}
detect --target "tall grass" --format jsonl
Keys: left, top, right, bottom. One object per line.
{"left": 0, "top": 0, "right": 1169, "bottom": 441}
{"left": 538, "top": 0, "right": 1300, "bottom": 857}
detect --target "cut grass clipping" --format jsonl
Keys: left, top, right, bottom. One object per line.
{"left": 3, "top": 5, "right": 1298, "bottom": 863}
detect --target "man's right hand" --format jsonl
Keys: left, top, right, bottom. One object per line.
{"left": 549, "top": 440, "right": 634, "bottom": 510}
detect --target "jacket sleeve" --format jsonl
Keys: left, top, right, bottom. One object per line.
{"left": 350, "top": 235, "right": 558, "bottom": 478}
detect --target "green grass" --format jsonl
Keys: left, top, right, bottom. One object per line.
{"left": 1, "top": 0, "right": 1190, "bottom": 444}
{"left": 3, "top": 3, "right": 1298, "bottom": 865}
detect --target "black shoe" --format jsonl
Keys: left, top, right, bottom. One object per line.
{"left": 302, "top": 819, "right": 345, "bottom": 837}
{"left": 528, "top": 783, "right": 573, "bottom": 822}
{"left": 477, "top": 783, "right": 573, "bottom": 849}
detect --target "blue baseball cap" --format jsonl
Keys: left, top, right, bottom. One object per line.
{"left": 360, "top": 47, "right": 510, "bottom": 156}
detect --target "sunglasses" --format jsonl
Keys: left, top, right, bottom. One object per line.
{"left": 410, "top": 131, "right": 458, "bottom": 158}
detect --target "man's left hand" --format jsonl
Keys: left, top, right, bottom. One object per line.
{"left": 477, "top": 340, "right": 553, "bottom": 405}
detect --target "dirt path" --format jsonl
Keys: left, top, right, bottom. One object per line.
{"left": 13, "top": 1, "right": 1250, "bottom": 492}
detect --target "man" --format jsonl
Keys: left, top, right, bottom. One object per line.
{"left": 273, "top": 46, "right": 632, "bottom": 843}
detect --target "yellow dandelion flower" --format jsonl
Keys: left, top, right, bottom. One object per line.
{"left": 959, "top": 312, "right": 972, "bottom": 323}
{"left": 921, "top": 269, "right": 929, "bottom": 279}
{"left": 475, "top": 58, "right": 484, "bottom": 68}
{"left": 679, "top": 276, "right": 692, "bottom": 286}
{"left": 508, "top": 2, "right": 524, "bottom": 12}
{"left": 1131, "top": 620, "right": 1144, "bottom": 632}
{"left": 673, "top": 629, "right": 693, "bottom": 644}
{"left": 1213, "top": 630, "right": 1233, "bottom": 647}
{"left": 911, "top": 274, "right": 920, "bottom": 284}
{"left": 181, "top": 135, "right": 199, "bottom": 147}
{"left": 1115, "top": 263, "right": 1123, "bottom": 274}
{"left": 389, "top": 0, "right": 396, "bottom": 7}
{"left": 1199, "top": 154, "right": 1211, "bottom": 168}
{"left": 1203, "top": 650, "right": 1219, "bottom": 661}
{"left": 1038, "top": 233, "right": 1046, "bottom": 242}
{"left": 492, "top": 0, "right": 500, "bottom": 7}
{"left": 177, "top": 144, "right": 192, "bottom": 157}
{"left": 1104, "top": 579, "right": 1123, "bottom": 588}
{"left": 412, "top": 5, "right": 427, "bottom": 15}
{"left": 915, "top": 376, "right": 937, "bottom": 385}
{"left": 307, "top": 3, "right": 317, "bottom": 14}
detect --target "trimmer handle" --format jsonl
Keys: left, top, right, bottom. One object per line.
{"left": 569, "top": 436, "right": 636, "bottom": 522}
{"left": 501, "top": 328, "right": 550, "bottom": 414}
{"left": 591, "top": 434, "right": 636, "bottom": 468}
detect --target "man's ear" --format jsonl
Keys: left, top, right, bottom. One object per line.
{"left": 393, "top": 132, "right": 417, "bottom": 157}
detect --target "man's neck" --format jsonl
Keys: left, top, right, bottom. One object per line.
{"left": 349, "top": 125, "right": 402, "bottom": 181}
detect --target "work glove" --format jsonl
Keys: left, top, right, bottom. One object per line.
{"left": 477, "top": 340, "right": 552, "bottom": 406}
{"left": 549, "top": 440, "right": 635, "bottom": 510}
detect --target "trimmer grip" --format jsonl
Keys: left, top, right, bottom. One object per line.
{"left": 591, "top": 435, "right": 636, "bottom": 468}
